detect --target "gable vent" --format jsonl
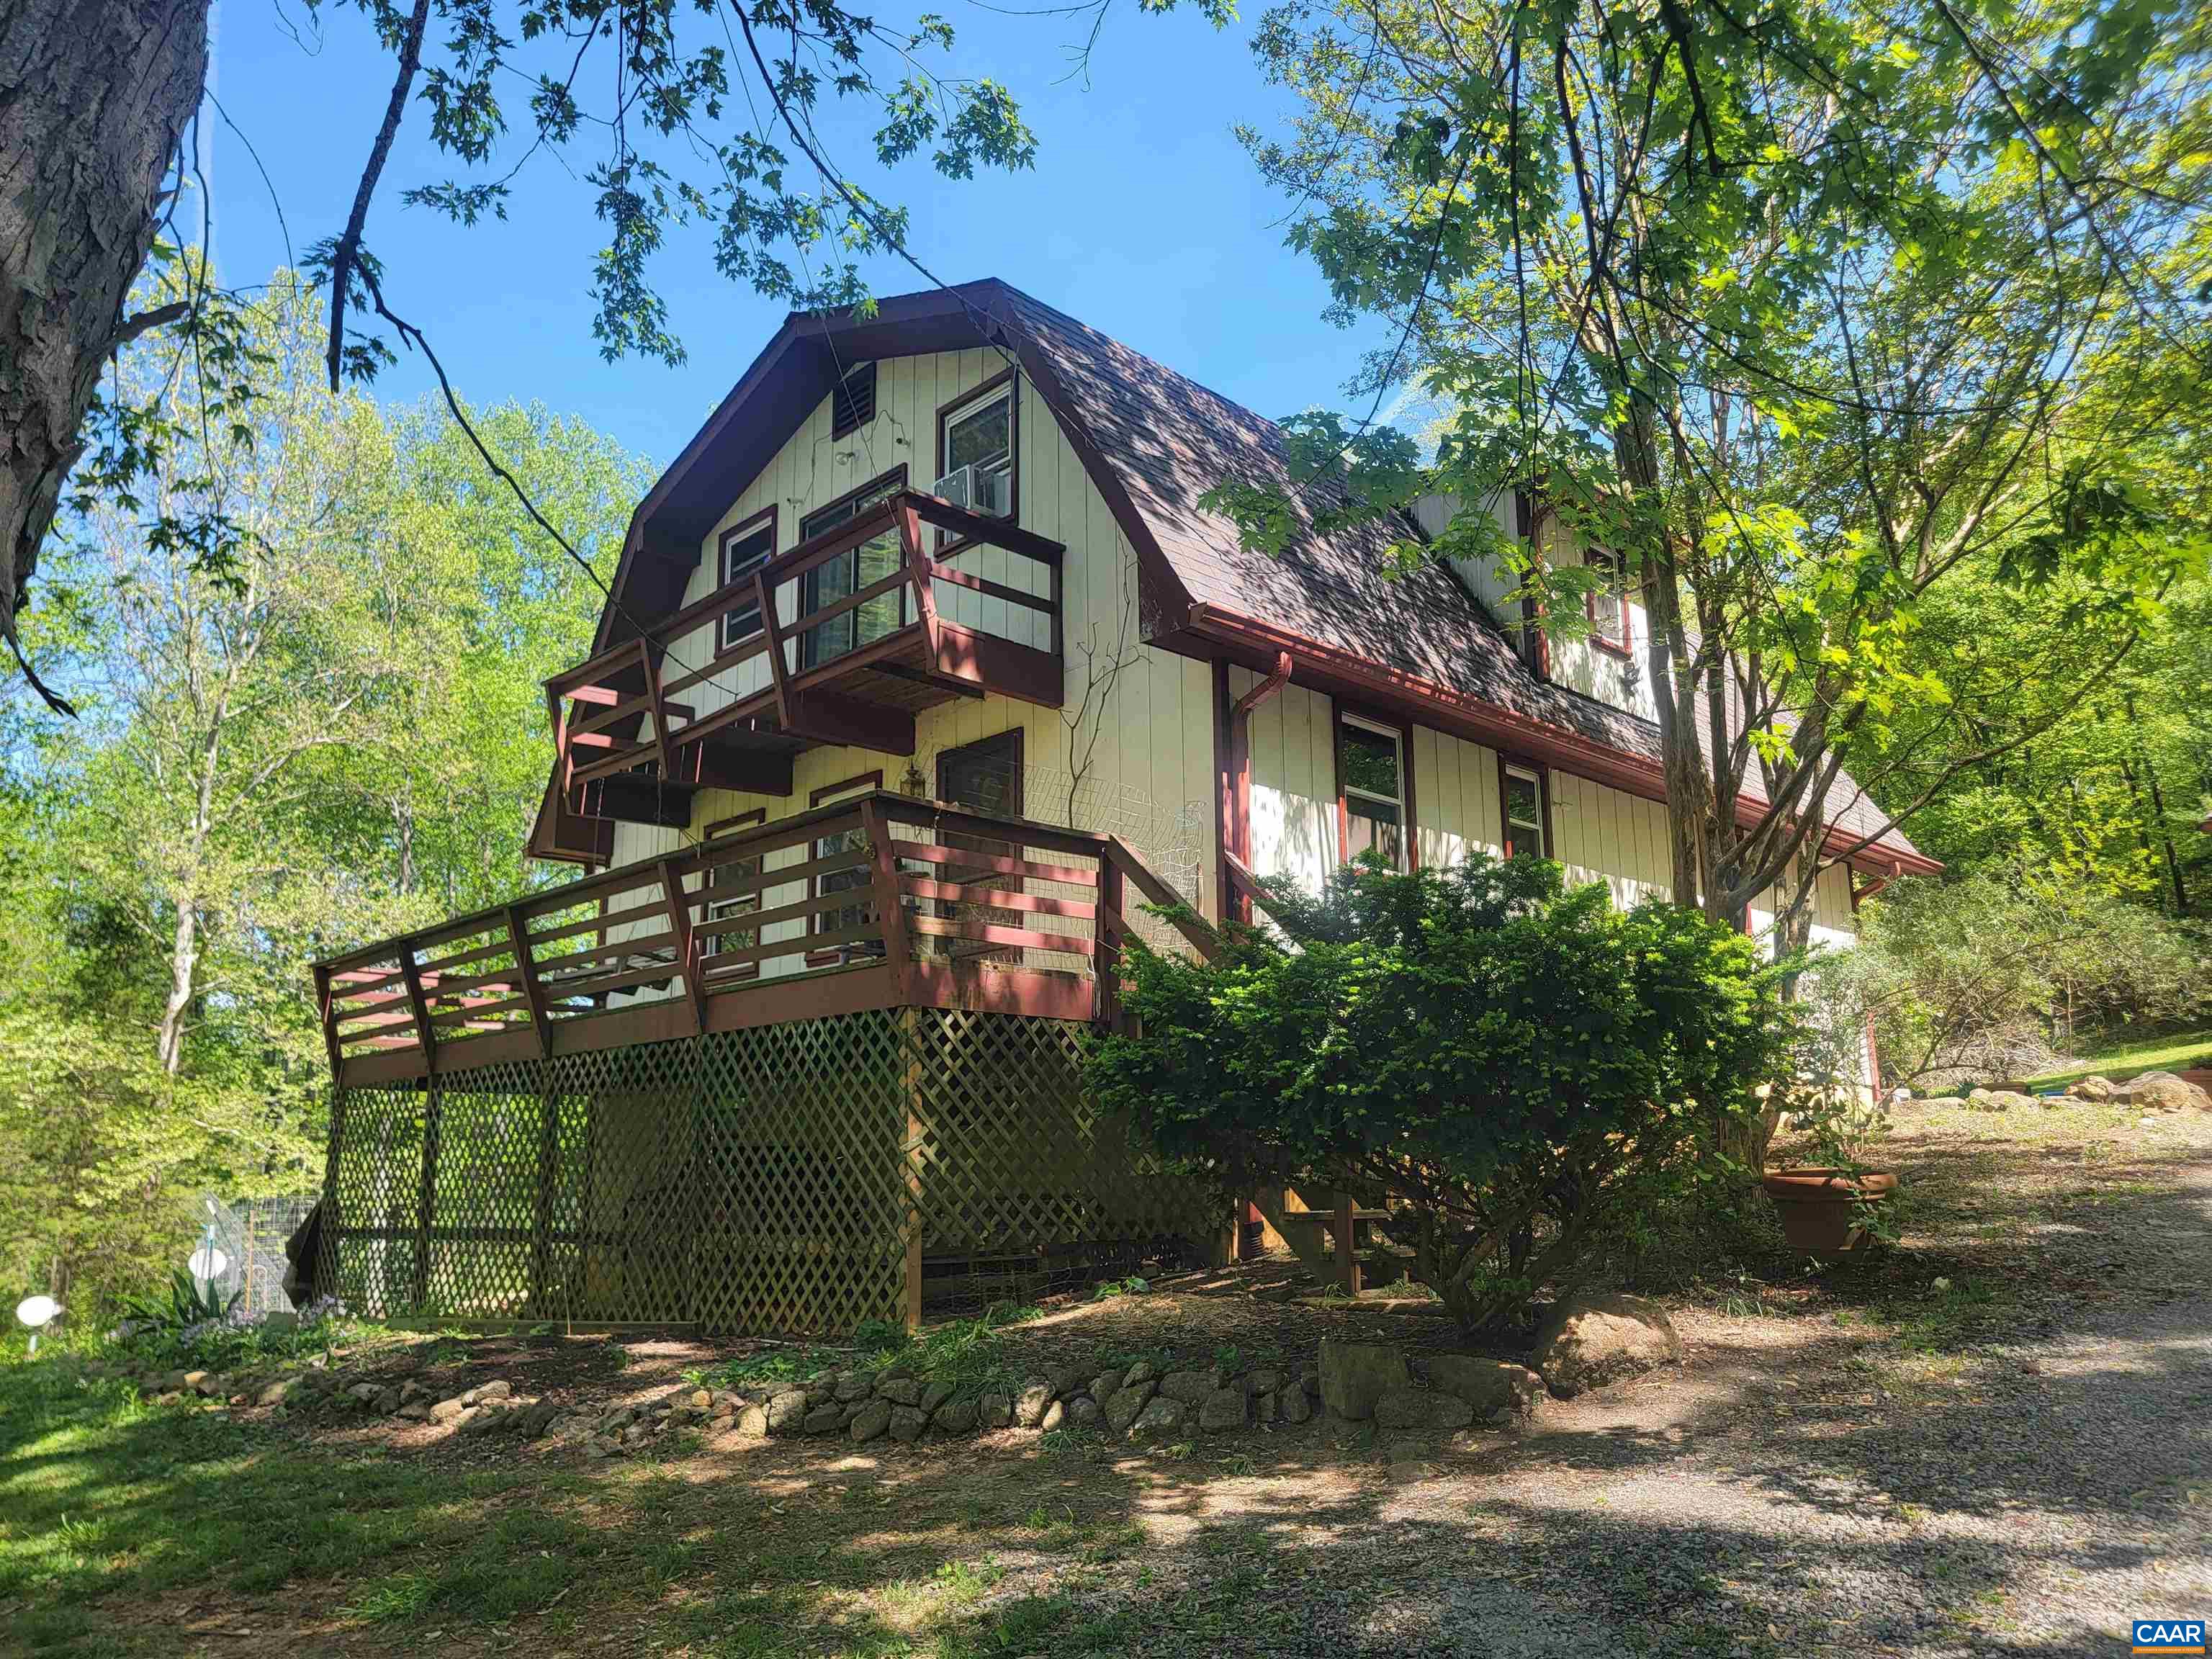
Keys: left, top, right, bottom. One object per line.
{"left": 832, "top": 361, "right": 876, "bottom": 438}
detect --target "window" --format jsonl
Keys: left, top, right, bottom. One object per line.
{"left": 811, "top": 771, "right": 885, "bottom": 960}
{"left": 799, "top": 469, "right": 908, "bottom": 667}
{"left": 935, "top": 374, "right": 1016, "bottom": 525}
{"left": 1586, "top": 549, "right": 1630, "bottom": 655}
{"left": 1502, "top": 763, "right": 1548, "bottom": 859}
{"left": 1338, "top": 714, "right": 1407, "bottom": 870}
{"left": 831, "top": 361, "right": 876, "bottom": 439}
{"left": 716, "top": 509, "right": 776, "bottom": 652}
{"left": 935, "top": 730, "right": 1025, "bottom": 963}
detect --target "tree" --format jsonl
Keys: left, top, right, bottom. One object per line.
{"left": 1, "top": 0, "right": 1231, "bottom": 702}
{"left": 1087, "top": 854, "right": 1801, "bottom": 1331}
{"left": 1213, "top": 0, "right": 2211, "bottom": 936}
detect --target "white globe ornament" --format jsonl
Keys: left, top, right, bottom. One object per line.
{"left": 188, "top": 1244, "right": 229, "bottom": 1282}
{"left": 16, "top": 1294, "right": 60, "bottom": 1355}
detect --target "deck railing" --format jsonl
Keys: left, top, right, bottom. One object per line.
{"left": 313, "top": 791, "right": 1210, "bottom": 1087}
{"left": 547, "top": 493, "right": 1064, "bottom": 806}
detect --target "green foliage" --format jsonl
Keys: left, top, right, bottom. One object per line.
{"left": 1087, "top": 854, "right": 1803, "bottom": 1331}
{"left": 120, "top": 1269, "right": 240, "bottom": 1335}
{"left": 1809, "top": 871, "right": 2210, "bottom": 1086}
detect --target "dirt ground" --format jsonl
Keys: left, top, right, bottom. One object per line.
{"left": 18, "top": 1097, "right": 2212, "bottom": 1658}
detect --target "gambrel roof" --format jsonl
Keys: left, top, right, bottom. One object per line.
{"left": 597, "top": 278, "right": 1932, "bottom": 876}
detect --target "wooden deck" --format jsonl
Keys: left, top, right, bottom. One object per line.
{"left": 312, "top": 791, "right": 1211, "bottom": 1089}
{"left": 546, "top": 491, "right": 1064, "bottom": 827}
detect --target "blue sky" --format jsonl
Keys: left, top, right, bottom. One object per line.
{"left": 198, "top": 0, "right": 1382, "bottom": 475}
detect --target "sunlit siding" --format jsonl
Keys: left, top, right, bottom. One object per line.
{"left": 1550, "top": 771, "right": 1676, "bottom": 909}
{"left": 1231, "top": 671, "right": 1339, "bottom": 897}
{"left": 1411, "top": 726, "right": 1504, "bottom": 870}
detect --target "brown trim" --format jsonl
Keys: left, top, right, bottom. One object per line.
{"left": 1223, "top": 653, "right": 1291, "bottom": 920}
{"left": 716, "top": 506, "right": 778, "bottom": 652}
{"left": 1212, "top": 660, "right": 1233, "bottom": 924}
{"left": 810, "top": 769, "right": 885, "bottom": 807}
{"left": 932, "top": 367, "right": 1020, "bottom": 549}
{"left": 703, "top": 807, "right": 768, "bottom": 838}
{"left": 798, "top": 465, "right": 910, "bottom": 543}
{"left": 1584, "top": 548, "right": 1632, "bottom": 657}
{"left": 1180, "top": 603, "right": 1939, "bottom": 878}
{"left": 1498, "top": 754, "right": 1552, "bottom": 861}
{"left": 1401, "top": 716, "right": 1419, "bottom": 871}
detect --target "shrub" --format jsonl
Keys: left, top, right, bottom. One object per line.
{"left": 1087, "top": 854, "right": 1802, "bottom": 1333}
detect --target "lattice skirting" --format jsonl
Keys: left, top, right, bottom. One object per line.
{"left": 320, "top": 1009, "right": 1217, "bottom": 1334}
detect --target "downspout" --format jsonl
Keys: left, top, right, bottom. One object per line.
{"left": 1225, "top": 652, "right": 1293, "bottom": 922}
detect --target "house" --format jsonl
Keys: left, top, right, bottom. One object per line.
{"left": 310, "top": 279, "right": 1936, "bottom": 1334}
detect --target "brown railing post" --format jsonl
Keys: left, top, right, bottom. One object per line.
{"left": 1096, "top": 852, "right": 1125, "bottom": 1028}
{"left": 397, "top": 943, "right": 438, "bottom": 1074}
{"left": 860, "top": 798, "right": 914, "bottom": 1004}
{"left": 896, "top": 496, "right": 943, "bottom": 663}
{"left": 313, "top": 963, "right": 345, "bottom": 1082}
{"left": 640, "top": 638, "right": 675, "bottom": 778}
{"left": 657, "top": 857, "right": 706, "bottom": 1033}
{"left": 754, "top": 567, "right": 794, "bottom": 728}
{"left": 505, "top": 904, "right": 552, "bottom": 1057}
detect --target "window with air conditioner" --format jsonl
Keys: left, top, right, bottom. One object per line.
{"left": 935, "top": 378, "right": 1015, "bottom": 528}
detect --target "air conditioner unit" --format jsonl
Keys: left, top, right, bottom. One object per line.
{"left": 932, "top": 464, "right": 974, "bottom": 509}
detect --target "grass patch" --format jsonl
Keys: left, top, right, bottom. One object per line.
{"left": 2017, "top": 1030, "right": 2212, "bottom": 1090}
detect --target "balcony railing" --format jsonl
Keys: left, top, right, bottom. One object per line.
{"left": 547, "top": 493, "right": 1064, "bottom": 823}
{"left": 312, "top": 791, "right": 1210, "bottom": 1087}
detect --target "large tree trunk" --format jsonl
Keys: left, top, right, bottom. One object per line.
{"left": 0, "top": 0, "right": 207, "bottom": 652}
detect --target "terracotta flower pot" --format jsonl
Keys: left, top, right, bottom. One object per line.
{"left": 1762, "top": 1166, "right": 1898, "bottom": 1256}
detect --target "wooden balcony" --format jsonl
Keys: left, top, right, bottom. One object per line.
{"left": 549, "top": 493, "right": 1064, "bottom": 827}
{"left": 312, "top": 791, "right": 1210, "bottom": 1088}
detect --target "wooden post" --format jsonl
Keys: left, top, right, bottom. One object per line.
{"left": 529, "top": 1079, "right": 559, "bottom": 1316}
{"left": 505, "top": 905, "right": 552, "bottom": 1057}
{"left": 1095, "top": 851, "right": 1125, "bottom": 1028}
{"left": 860, "top": 799, "right": 914, "bottom": 1003}
{"left": 413, "top": 1082, "right": 442, "bottom": 1310}
{"left": 754, "top": 568, "right": 795, "bottom": 729}
{"left": 657, "top": 858, "right": 706, "bottom": 1033}
{"left": 900, "top": 1008, "right": 927, "bottom": 1333}
{"left": 397, "top": 943, "right": 437, "bottom": 1075}
{"left": 312, "top": 963, "right": 345, "bottom": 1083}
{"left": 1335, "top": 1190, "right": 1359, "bottom": 1296}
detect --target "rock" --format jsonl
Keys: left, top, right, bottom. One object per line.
{"left": 1015, "top": 1380, "right": 1054, "bottom": 1428}
{"left": 1254, "top": 1389, "right": 1278, "bottom": 1426}
{"left": 398, "top": 1399, "right": 432, "bottom": 1421}
{"left": 399, "top": 1379, "right": 428, "bottom": 1403}
{"left": 1048, "top": 1362, "right": 1090, "bottom": 1399}
{"left": 2113, "top": 1071, "right": 2212, "bottom": 1113}
{"left": 1088, "top": 1367, "right": 1126, "bottom": 1405}
{"left": 804, "top": 1380, "right": 835, "bottom": 1408}
{"left": 765, "top": 1390, "right": 808, "bottom": 1435}
{"left": 429, "top": 1396, "right": 469, "bottom": 1423}
{"left": 1425, "top": 1355, "right": 1545, "bottom": 1423}
{"left": 256, "top": 1378, "right": 297, "bottom": 1407}
{"left": 803, "top": 1403, "right": 845, "bottom": 1436}
{"left": 1123, "top": 1358, "right": 1159, "bottom": 1389}
{"left": 1318, "top": 1340, "right": 1408, "bottom": 1421}
{"left": 1279, "top": 1386, "right": 1313, "bottom": 1425}
{"left": 1198, "top": 1388, "right": 1248, "bottom": 1433}
{"left": 1966, "top": 1087, "right": 2035, "bottom": 1113}
{"left": 888, "top": 1405, "right": 927, "bottom": 1442}
{"left": 1300, "top": 1366, "right": 1321, "bottom": 1399}
{"left": 1157, "top": 1368, "right": 1220, "bottom": 1406}
{"left": 1040, "top": 1401, "right": 1066, "bottom": 1433}
{"left": 919, "top": 1379, "right": 956, "bottom": 1416}
{"left": 876, "top": 1375, "right": 924, "bottom": 1407}
{"left": 1374, "top": 1388, "right": 1474, "bottom": 1431}
{"left": 161, "top": 1370, "right": 189, "bottom": 1395}
{"left": 1532, "top": 1292, "right": 1681, "bottom": 1398}
{"left": 978, "top": 1393, "right": 1014, "bottom": 1429}
{"left": 462, "top": 1380, "right": 513, "bottom": 1407}
{"left": 1102, "top": 1380, "right": 1157, "bottom": 1433}
{"left": 185, "top": 1370, "right": 218, "bottom": 1396}
{"left": 461, "top": 1405, "right": 511, "bottom": 1436}
{"left": 2068, "top": 1074, "right": 2116, "bottom": 1101}
{"left": 371, "top": 1386, "right": 403, "bottom": 1416}
{"left": 518, "top": 1401, "right": 562, "bottom": 1439}
{"left": 935, "top": 1399, "right": 979, "bottom": 1434}
{"left": 709, "top": 1414, "right": 735, "bottom": 1434}
{"left": 849, "top": 1399, "right": 892, "bottom": 1442}
{"left": 1126, "top": 1395, "right": 1190, "bottom": 1442}
{"left": 1067, "top": 1395, "right": 1102, "bottom": 1429}
{"left": 736, "top": 1404, "right": 769, "bottom": 1439}
{"left": 689, "top": 1388, "right": 714, "bottom": 1411}
{"left": 1247, "top": 1368, "right": 1284, "bottom": 1396}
